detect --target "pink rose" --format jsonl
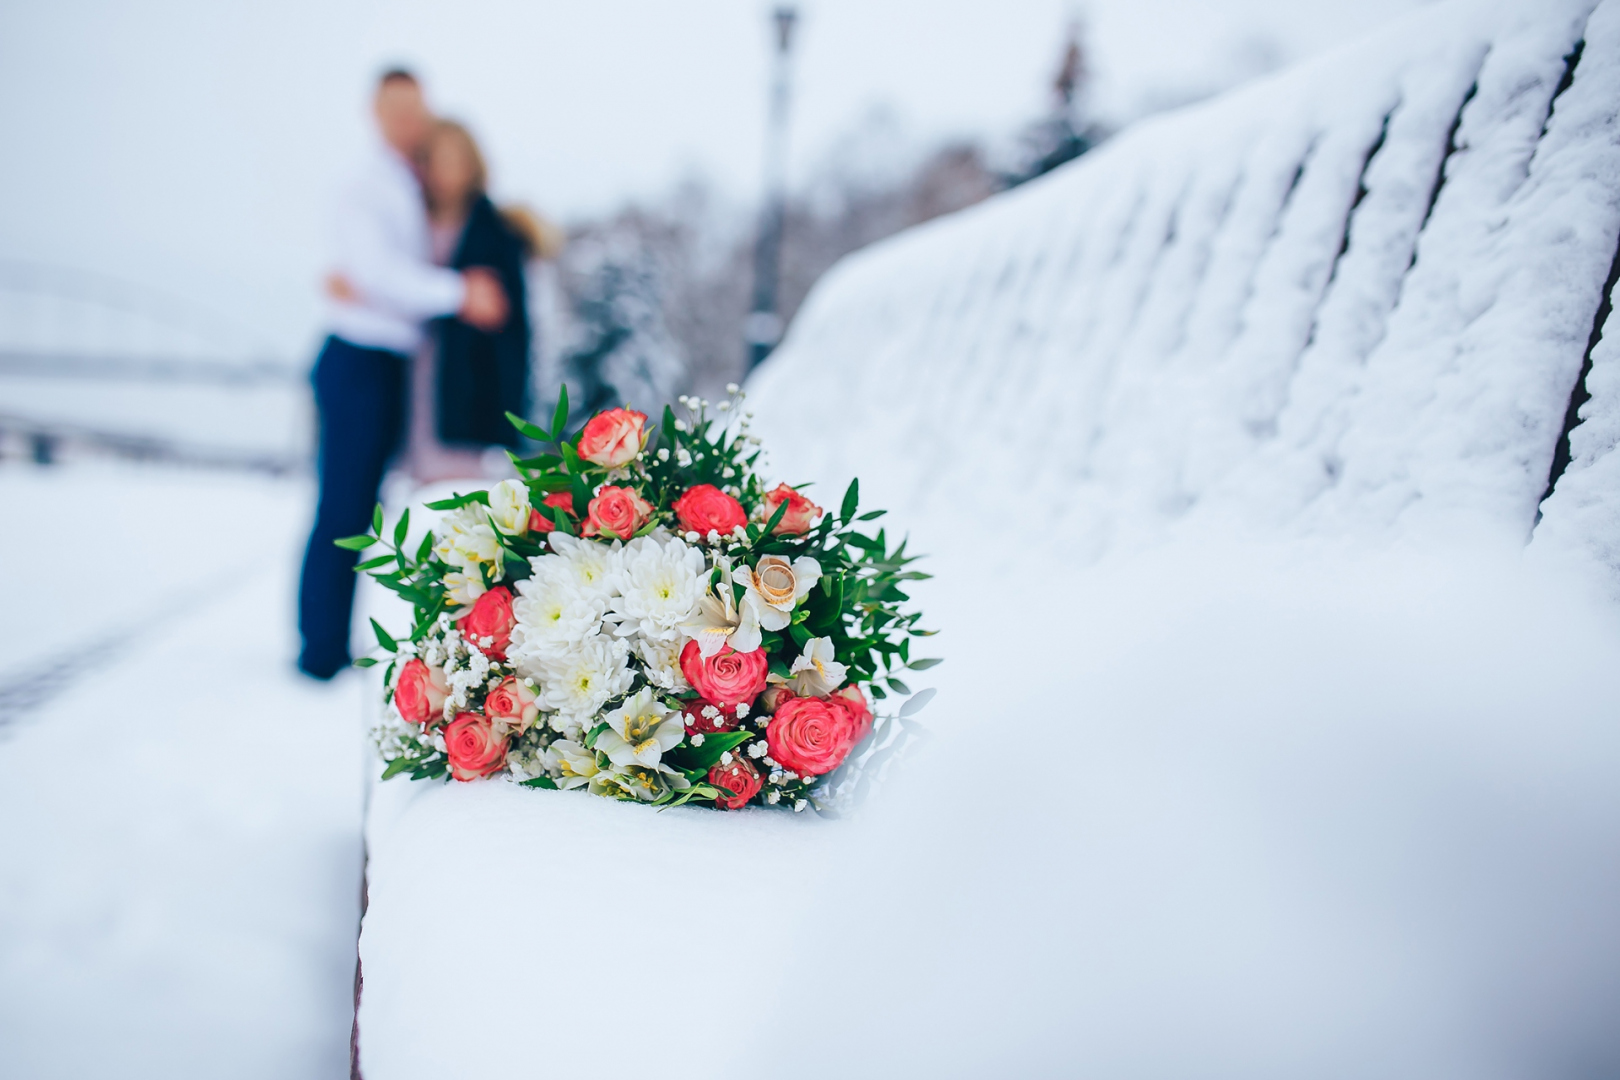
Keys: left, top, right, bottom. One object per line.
{"left": 482, "top": 676, "right": 539, "bottom": 736}
{"left": 577, "top": 407, "right": 648, "bottom": 468}
{"left": 761, "top": 483, "right": 823, "bottom": 536}
{"left": 672, "top": 484, "right": 747, "bottom": 537}
{"left": 456, "top": 585, "right": 516, "bottom": 661}
{"left": 528, "top": 491, "right": 576, "bottom": 534}
{"left": 767, "top": 696, "right": 857, "bottom": 776}
{"left": 681, "top": 699, "right": 739, "bottom": 735}
{"left": 393, "top": 658, "right": 449, "bottom": 726}
{"left": 680, "top": 639, "right": 768, "bottom": 710}
{"left": 708, "top": 756, "right": 762, "bottom": 810}
{"left": 444, "top": 712, "right": 510, "bottom": 782}
{"left": 829, "top": 685, "right": 873, "bottom": 743}
{"left": 582, "top": 484, "right": 654, "bottom": 540}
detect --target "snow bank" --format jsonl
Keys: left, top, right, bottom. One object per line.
{"left": 756, "top": 543, "right": 1620, "bottom": 1078}
{"left": 750, "top": 0, "right": 1620, "bottom": 573}
{"left": 356, "top": 1, "right": 1620, "bottom": 1074}
{"left": 0, "top": 466, "right": 362, "bottom": 1080}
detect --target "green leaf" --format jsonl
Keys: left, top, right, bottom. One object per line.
{"left": 423, "top": 491, "right": 489, "bottom": 511}
{"left": 415, "top": 530, "right": 435, "bottom": 563}
{"left": 669, "top": 730, "right": 755, "bottom": 772}
{"left": 909, "top": 657, "right": 943, "bottom": 670}
{"left": 551, "top": 384, "right": 570, "bottom": 441}
{"left": 381, "top": 756, "right": 416, "bottom": 780}
{"left": 887, "top": 677, "right": 912, "bottom": 695}
{"left": 520, "top": 776, "right": 559, "bottom": 790}
{"left": 507, "top": 410, "right": 551, "bottom": 442}
{"left": 393, "top": 507, "right": 410, "bottom": 549}
{"left": 856, "top": 509, "right": 887, "bottom": 521}
{"left": 372, "top": 503, "right": 384, "bottom": 535}
{"left": 353, "top": 656, "right": 379, "bottom": 668}
{"left": 760, "top": 498, "right": 789, "bottom": 538}
{"left": 549, "top": 506, "right": 575, "bottom": 536}
{"left": 355, "top": 552, "right": 394, "bottom": 571}
{"left": 370, "top": 618, "right": 397, "bottom": 652}
{"left": 334, "top": 534, "right": 375, "bottom": 551}
{"left": 840, "top": 477, "right": 859, "bottom": 522}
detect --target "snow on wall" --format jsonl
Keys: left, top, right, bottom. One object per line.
{"left": 750, "top": 0, "right": 1620, "bottom": 571}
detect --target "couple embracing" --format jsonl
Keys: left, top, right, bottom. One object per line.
{"left": 298, "top": 68, "right": 548, "bottom": 681}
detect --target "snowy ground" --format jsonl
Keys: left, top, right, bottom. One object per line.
{"left": 0, "top": 462, "right": 363, "bottom": 1080}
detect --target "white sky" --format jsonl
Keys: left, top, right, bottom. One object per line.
{"left": 0, "top": 0, "right": 1430, "bottom": 357}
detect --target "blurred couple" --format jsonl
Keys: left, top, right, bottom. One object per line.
{"left": 298, "top": 67, "right": 552, "bottom": 680}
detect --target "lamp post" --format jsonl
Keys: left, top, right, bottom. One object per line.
{"left": 746, "top": 6, "right": 798, "bottom": 371}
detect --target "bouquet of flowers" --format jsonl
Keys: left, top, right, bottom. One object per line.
{"left": 342, "top": 387, "right": 936, "bottom": 812}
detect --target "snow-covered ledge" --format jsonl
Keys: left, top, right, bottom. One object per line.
{"left": 355, "top": 1, "right": 1620, "bottom": 1075}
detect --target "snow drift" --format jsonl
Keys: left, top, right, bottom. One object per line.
{"left": 356, "top": 0, "right": 1620, "bottom": 1075}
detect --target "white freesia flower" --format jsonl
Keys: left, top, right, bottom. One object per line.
{"left": 678, "top": 559, "right": 762, "bottom": 657}
{"left": 738, "top": 554, "right": 820, "bottom": 632}
{"left": 788, "top": 636, "right": 847, "bottom": 696}
{"left": 534, "top": 635, "right": 634, "bottom": 725}
{"left": 434, "top": 505, "right": 504, "bottom": 606}
{"left": 596, "top": 688, "right": 684, "bottom": 768}
{"left": 635, "top": 636, "right": 689, "bottom": 692}
{"left": 486, "top": 479, "right": 533, "bottom": 536}
{"left": 540, "top": 739, "right": 601, "bottom": 790}
{"left": 609, "top": 534, "right": 707, "bottom": 643}
{"left": 544, "top": 533, "right": 622, "bottom": 600}
{"left": 589, "top": 762, "right": 691, "bottom": 803}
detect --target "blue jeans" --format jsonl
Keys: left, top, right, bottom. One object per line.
{"left": 297, "top": 336, "right": 407, "bottom": 678}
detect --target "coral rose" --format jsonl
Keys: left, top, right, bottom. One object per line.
{"left": 582, "top": 484, "right": 654, "bottom": 540}
{"left": 528, "top": 491, "right": 576, "bottom": 534}
{"left": 456, "top": 585, "right": 516, "bottom": 661}
{"left": 444, "top": 712, "right": 510, "bottom": 781}
{"left": 393, "top": 658, "right": 449, "bottom": 726}
{"left": 708, "top": 756, "right": 763, "bottom": 810}
{"left": 673, "top": 484, "right": 747, "bottom": 537}
{"left": 762, "top": 483, "right": 822, "bottom": 536}
{"left": 483, "top": 676, "right": 539, "bottom": 737}
{"left": 767, "top": 696, "right": 857, "bottom": 776}
{"left": 577, "top": 407, "right": 647, "bottom": 469}
{"left": 681, "top": 699, "right": 739, "bottom": 735}
{"left": 829, "top": 685, "right": 873, "bottom": 743}
{"left": 679, "top": 639, "right": 768, "bottom": 710}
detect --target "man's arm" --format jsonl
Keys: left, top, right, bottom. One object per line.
{"left": 333, "top": 179, "right": 465, "bottom": 319}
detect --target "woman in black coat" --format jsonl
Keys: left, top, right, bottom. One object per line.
{"left": 414, "top": 120, "right": 533, "bottom": 473}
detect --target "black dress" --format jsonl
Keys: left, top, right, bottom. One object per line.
{"left": 434, "top": 195, "right": 531, "bottom": 450}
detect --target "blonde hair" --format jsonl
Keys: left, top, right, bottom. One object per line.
{"left": 426, "top": 119, "right": 487, "bottom": 212}
{"left": 500, "top": 204, "right": 567, "bottom": 260}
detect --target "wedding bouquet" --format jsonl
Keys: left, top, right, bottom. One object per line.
{"left": 343, "top": 387, "right": 935, "bottom": 812}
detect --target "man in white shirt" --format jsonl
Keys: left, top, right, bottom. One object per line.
{"left": 297, "top": 69, "right": 508, "bottom": 680}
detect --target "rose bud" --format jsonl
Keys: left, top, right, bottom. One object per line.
{"left": 708, "top": 755, "right": 763, "bottom": 810}
{"left": 577, "top": 407, "right": 648, "bottom": 469}
{"left": 766, "top": 696, "right": 858, "bottom": 777}
{"left": 443, "top": 712, "right": 510, "bottom": 782}
{"left": 761, "top": 483, "right": 823, "bottom": 536}
{"left": 759, "top": 684, "right": 796, "bottom": 715}
{"left": 679, "top": 640, "right": 768, "bottom": 711}
{"left": 582, "top": 484, "right": 654, "bottom": 541}
{"left": 672, "top": 484, "right": 747, "bottom": 537}
{"left": 528, "top": 491, "right": 576, "bottom": 534}
{"left": 829, "top": 684, "right": 873, "bottom": 743}
{"left": 455, "top": 585, "right": 516, "bottom": 661}
{"left": 483, "top": 676, "right": 540, "bottom": 738}
{"left": 393, "top": 658, "right": 449, "bottom": 726}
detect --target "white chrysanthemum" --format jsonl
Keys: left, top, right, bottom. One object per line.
{"left": 609, "top": 534, "right": 707, "bottom": 643}
{"left": 634, "top": 636, "right": 689, "bottom": 692}
{"left": 534, "top": 635, "right": 634, "bottom": 725}
{"left": 543, "top": 533, "right": 622, "bottom": 600}
{"left": 509, "top": 574, "right": 609, "bottom": 673}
